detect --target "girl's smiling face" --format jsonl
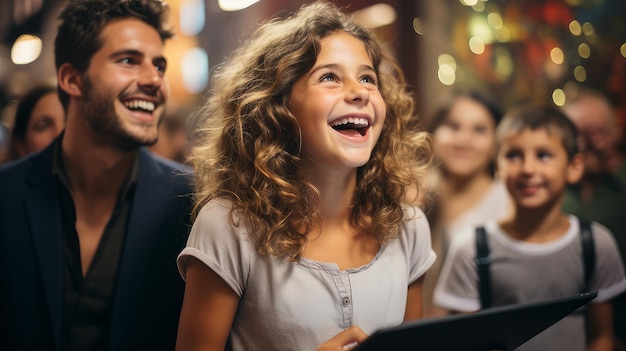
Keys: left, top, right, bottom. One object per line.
{"left": 289, "top": 31, "right": 386, "bottom": 172}
{"left": 432, "top": 97, "right": 497, "bottom": 178}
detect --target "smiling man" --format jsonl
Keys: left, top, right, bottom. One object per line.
{"left": 0, "top": 1, "right": 193, "bottom": 351}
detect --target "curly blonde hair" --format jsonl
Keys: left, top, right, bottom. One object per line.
{"left": 190, "top": 0, "right": 432, "bottom": 260}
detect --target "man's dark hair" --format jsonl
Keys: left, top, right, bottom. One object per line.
{"left": 54, "top": 0, "right": 174, "bottom": 108}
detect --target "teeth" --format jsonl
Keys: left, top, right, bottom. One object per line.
{"left": 124, "top": 100, "right": 155, "bottom": 112}
{"left": 331, "top": 117, "right": 369, "bottom": 127}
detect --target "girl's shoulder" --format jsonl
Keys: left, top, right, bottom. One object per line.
{"left": 402, "top": 203, "right": 428, "bottom": 221}
{"left": 398, "top": 204, "right": 432, "bottom": 246}
{"left": 197, "top": 198, "right": 234, "bottom": 218}
{"left": 194, "top": 198, "right": 247, "bottom": 236}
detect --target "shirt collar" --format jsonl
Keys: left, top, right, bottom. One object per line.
{"left": 52, "top": 133, "right": 139, "bottom": 199}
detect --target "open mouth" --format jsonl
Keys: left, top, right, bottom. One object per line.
{"left": 330, "top": 117, "right": 370, "bottom": 137}
{"left": 123, "top": 99, "right": 156, "bottom": 113}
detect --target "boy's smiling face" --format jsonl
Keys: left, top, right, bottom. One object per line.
{"left": 496, "top": 128, "right": 583, "bottom": 210}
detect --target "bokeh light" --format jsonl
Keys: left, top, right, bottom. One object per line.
{"left": 469, "top": 37, "right": 486, "bottom": 54}
{"left": 437, "top": 54, "right": 457, "bottom": 86}
{"left": 550, "top": 47, "right": 564, "bottom": 64}
{"left": 568, "top": 20, "right": 582, "bottom": 36}
{"left": 181, "top": 47, "right": 208, "bottom": 93}
{"left": 552, "top": 88, "right": 566, "bottom": 106}
{"left": 10, "top": 34, "right": 42, "bottom": 65}
{"left": 573, "top": 66, "right": 587, "bottom": 82}
{"left": 578, "top": 43, "right": 591, "bottom": 59}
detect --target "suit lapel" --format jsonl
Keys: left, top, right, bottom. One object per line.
{"left": 23, "top": 145, "right": 65, "bottom": 350}
{"left": 108, "top": 149, "right": 168, "bottom": 350}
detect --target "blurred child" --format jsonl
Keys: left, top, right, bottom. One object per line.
{"left": 426, "top": 92, "right": 510, "bottom": 243}
{"left": 422, "top": 91, "right": 512, "bottom": 317}
{"left": 174, "top": 2, "right": 435, "bottom": 350}
{"left": 434, "top": 104, "right": 626, "bottom": 351}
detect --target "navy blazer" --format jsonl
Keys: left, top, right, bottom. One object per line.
{"left": 0, "top": 140, "right": 193, "bottom": 351}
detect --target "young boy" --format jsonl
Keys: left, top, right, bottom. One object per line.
{"left": 433, "top": 104, "right": 626, "bottom": 351}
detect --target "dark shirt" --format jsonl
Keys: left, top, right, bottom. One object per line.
{"left": 52, "top": 140, "right": 138, "bottom": 351}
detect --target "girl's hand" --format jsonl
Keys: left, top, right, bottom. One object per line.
{"left": 316, "top": 325, "right": 368, "bottom": 351}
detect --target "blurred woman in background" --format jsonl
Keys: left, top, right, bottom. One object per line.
{"left": 9, "top": 85, "right": 65, "bottom": 161}
{"left": 421, "top": 91, "right": 512, "bottom": 317}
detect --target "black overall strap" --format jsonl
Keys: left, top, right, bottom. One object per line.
{"left": 579, "top": 217, "right": 595, "bottom": 292}
{"left": 475, "top": 219, "right": 594, "bottom": 309}
{"left": 475, "top": 226, "right": 492, "bottom": 309}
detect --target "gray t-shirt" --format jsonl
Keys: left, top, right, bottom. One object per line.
{"left": 178, "top": 199, "right": 436, "bottom": 351}
{"left": 434, "top": 215, "right": 626, "bottom": 351}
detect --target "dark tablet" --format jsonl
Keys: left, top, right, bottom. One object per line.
{"left": 354, "top": 292, "right": 597, "bottom": 351}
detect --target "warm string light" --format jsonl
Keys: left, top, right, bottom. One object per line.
{"left": 10, "top": 34, "right": 42, "bottom": 65}
{"left": 217, "top": 0, "right": 259, "bottom": 12}
{"left": 438, "top": 0, "right": 624, "bottom": 111}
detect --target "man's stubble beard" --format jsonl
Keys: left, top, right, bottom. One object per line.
{"left": 81, "top": 76, "right": 162, "bottom": 150}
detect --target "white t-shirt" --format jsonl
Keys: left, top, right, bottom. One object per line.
{"left": 434, "top": 215, "right": 626, "bottom": 351}
{"left": 443, "top": 179, "right": 511, "bottom": 244}
{"left": 178, "top": 199, "right": 436, "bottom": 351}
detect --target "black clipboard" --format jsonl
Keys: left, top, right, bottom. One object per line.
{"left": 354, "top": 292, "right": 597, "bottom": 351}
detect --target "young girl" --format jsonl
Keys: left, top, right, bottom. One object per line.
{"left": 175, "top": 1, "right": 435, "bottom": 350}
{"left": 426, "top": 92, "right": 510, "bottom": 246}
{"left": 421, "top": 92, "right": 512, "bottom": 317}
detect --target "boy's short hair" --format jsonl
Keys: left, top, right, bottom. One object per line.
{"left": 496, "top": 104, "right": 580, "bottom": 160}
